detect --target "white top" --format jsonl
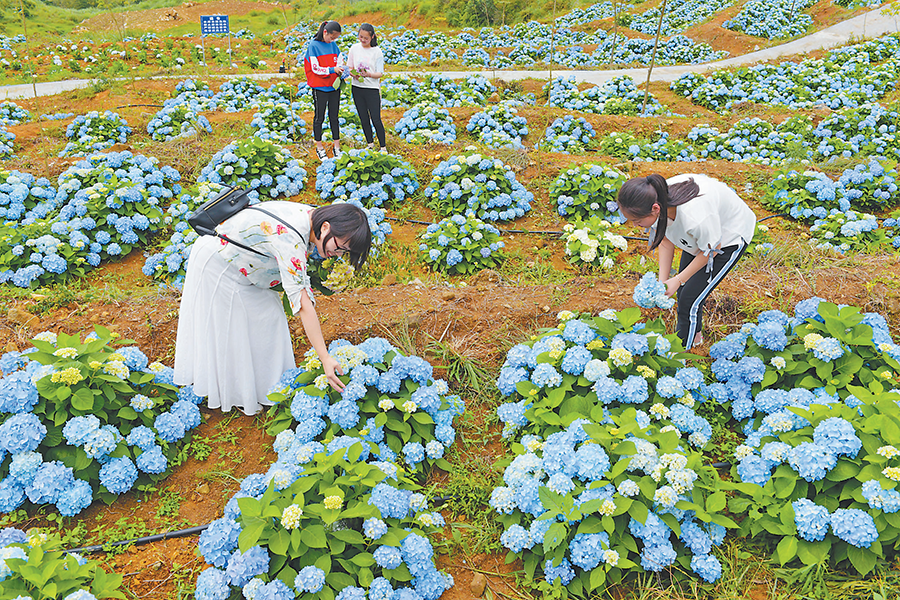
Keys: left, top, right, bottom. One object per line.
{"left": 650, "top": 174, "right": 756, "bottom": 256}
{"left": 346, "top": 43, "right": 384, "bottom": 89}
{"left": 215, "top": 201, "right": 316, "bottom": 312}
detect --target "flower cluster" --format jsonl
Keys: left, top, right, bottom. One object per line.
{"left": 0, "top": 152, "right": 181, "bottom": 288}
{"left": 721, "top": 298, "right": 900, "bottom": 573}
{"left": 550, "top": 162, "right": 626, "bottom": 220}
{"left": 670, "top": 35, "right": 900, "bottom": 110}
{"left": 563, "top": 216, "right": 627, "bottom": 269}
{"left": 538, "top": 115, "right": 597, "bottom": 154}
{"left": 423, "top": 148, "right": 533, "bottom": 221}
{"left": 809, "top": 210, "right": 886, "bottom": 254}
{"left": 147, "top": 100, "right": 212, "bottom": 142}
{"left": 249, "top": 102, "right": 308, "bottom": 143}
{"left": 465, "top": 101, "right": 529, "bottom": 149}
{"left": 0, "top": 101, "right": 30, "bottom": 126}
{"left": 198, "top": 138, "right": 307, "bottom": 201}
{"left": 723, "top": 0, "right": 814, "bottom": 39}
{"left": 492, "top": 310, "right": 729, "bottom": 587}
{"left": 60, "top": 111, "right": 132, "bottom": 157}
{"left": 316, "top": 149, "right": 418, "bottom": 208}
{"left": 0, "top": 328, "right": 204, "bottom": 516}
{"left": 419, "top": 214, "right": 505, "bottom": 275}
{"left": 394, "top": 104, "right": 457, "bottom": 144}
{"left": 633, "top": 273, "right": 676, "bottom": 310}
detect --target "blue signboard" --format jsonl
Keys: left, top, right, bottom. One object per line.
{"left": 200, "top": 15, "right": 230, "bottom": 36}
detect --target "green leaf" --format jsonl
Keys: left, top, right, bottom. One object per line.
{"left": 543, "top": 523, "right": 567, "bottom": 553}
{"left": 776, "top": 536, "right": 798, "bottom": 565}
{"left": 302, "top": 525, "right": 328, "bottom": 548}
{"left": 847, "top": 546, "right": 877, "bottom": 575}
{"left": 589, "top": 566, "right": 606, "bottom": 590}
{"left": 705, "top": 492, "right": 726, "bottom": 514}
{"left": 269, "top": 530, "right": 290, "bottom": 556}
{"left": 796, "top": 539, "right": 831, "bottom": 565}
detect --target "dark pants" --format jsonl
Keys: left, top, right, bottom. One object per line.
{"left": 351, "top": 86, "right": 386, "bottom": 147}
{"left": 676, "top": 240, "right": 747, "bottom": 349}
{"left": 312, "top": 88, "right": 340, "bottom": 142}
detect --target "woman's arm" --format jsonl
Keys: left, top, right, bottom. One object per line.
{"left": 297, "top": 289, "right": 345, "bottom": 392}
{"left": 657, "top": 237, "right": 675, "bottom": 285}
{"left": 665, "top": 251, "right": 709, "bottom": 297}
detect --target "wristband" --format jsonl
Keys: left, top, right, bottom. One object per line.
{"left": 676, "top": 274, "right": 685, "bottom": 287}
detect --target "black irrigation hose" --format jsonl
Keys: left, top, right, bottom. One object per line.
{"left": 66, "top": 523, "right": 209, "bottom": 555}
{"left": 114, "top": 104, "right": 165, "bottom": 109}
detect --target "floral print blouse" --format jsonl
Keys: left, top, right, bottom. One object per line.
{"left": 215, "top": 201, "right": 315, "bottom": 312}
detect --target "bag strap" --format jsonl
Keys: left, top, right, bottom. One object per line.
{"left": 215, "top": 205, "right": 308, "bottom": 258}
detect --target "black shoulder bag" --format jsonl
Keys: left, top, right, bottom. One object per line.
{"left": 188, "top": 186, "right": 307, "bottom": 256}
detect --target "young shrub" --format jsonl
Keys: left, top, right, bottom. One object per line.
{"left": 550, "top": 162, "right": 627, "bottom": 220}
{"left": 423, "top": 148, "right": 533, "bottom": 221}
{"left": 563, "top": 215, "right": 627, "bottom": 270}
{"left": 316, "top": 149, "right": 419, "bottom": 208}
{"left": 419, "top": 214, "right": 505, "bottom": 275}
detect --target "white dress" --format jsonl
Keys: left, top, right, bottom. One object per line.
{"left": 174, "top": 202, "right": 316, "bottom": 416}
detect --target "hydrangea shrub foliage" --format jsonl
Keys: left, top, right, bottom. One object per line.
{"left": 0, "top": 328, "right": 203, "bottom": 516}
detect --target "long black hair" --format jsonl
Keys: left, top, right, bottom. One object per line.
{"left": 617, "top": 174, "right": 701, "bottom": 250}
{"left": 312, "top": 203, "right": 372, "bottom": 269}
{"left": 359, "top": 23, "right": 378, "bottom": 47}
{"left": 314, "top": 20, "right": 342, "bottom": 42}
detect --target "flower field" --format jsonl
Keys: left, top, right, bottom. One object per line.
{"left": 1, "top": 1, "right": 900, "bottom": 599}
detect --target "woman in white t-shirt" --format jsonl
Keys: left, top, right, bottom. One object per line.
{"left": 346, "top": 23, "right": 386, "bottom": 152}
{"left": 617, "top": 173, "right": 756, "bottom": 350}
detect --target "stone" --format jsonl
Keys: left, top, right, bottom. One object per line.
{"left": 8, "top": 307, "right": 36, "bottom": 326}
{"left": 441, "top": 290, "right": 456, "bottom": 301}
{"left": 470, "top": 573, "right": 487, "bottom": 597}
{"left": 197, "top": 483, "right": 210, "bottom": 495}
{"left": 382, "top": 273, "right": 398, "bottom": 286}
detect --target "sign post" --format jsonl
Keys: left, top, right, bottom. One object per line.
{"left": 200, "top": 15, "right": 231, "bottom": 68}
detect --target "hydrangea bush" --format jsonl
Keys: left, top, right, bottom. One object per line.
{"left": 550, "top": 163, "right": 627, "bottom": 221}
{"left": 0, "top": 327, "right": 203, "bottom": 515}
{"left": 0, "top": 101, "right": 30, "bottom": 126}
{"left": 250, "top": 102, "right": 308, "bottom": 143}
{"left": 423, "top": 148, "right": 533, "bottom": 221}
{"left": 196, "top": 445, "right": 453, "bottom": 600}
{"left": 0, "top": 152, "right": 181, "bottom": 288}
{"left": 418, "top": 214, "right": 505, "bottom": 275}
{"left": 198, "top": 138, "right": 307, "bottom": 201}
{"left": 492, "top": 311, "right": 732, "bottom": 588}
{"left": 715, "top": 299, "right": 900, "bottom": 574}
{"left": 0, "top": 529, "right": 125, "bottom": 599}
{"left": 147, "top": 101, "right": 212, "bottom": 142}
{"left": 809, "top": 211, "right": 886, "bottom": 254}
{"left": 394, "top": 104, "right": 457, "bottom": 145}
{"left": 465, "top": 102, "right": 529, "bottom": 149}
{"left": 316, "top": 149, "right": 419, "bottom": 208}
{"left": 265, "top": 338, "right": 464, "bottom": 475}
{"left": 538, "top": 115, "right": 597, "bottom": 154}
{"left": 60, "top": 111, "right": 132, "bottom": 157}
{"left": 563, "top": 216, "right": 627, "bottom": 270}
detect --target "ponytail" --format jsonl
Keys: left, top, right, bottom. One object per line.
{"left": 617, "top": 174, "right": 700, "bottom": 250}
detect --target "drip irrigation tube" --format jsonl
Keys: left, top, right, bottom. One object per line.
{"left": 114, "top": 104, "right": 165, "bottom": 109}
{"left": 66, "top": 523, "right": 209, "bottom": 555}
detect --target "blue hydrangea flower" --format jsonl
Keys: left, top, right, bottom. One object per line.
{"left": 830, "top": 508, "right": 878, "bottom": 548}
{"left": 792, "top": 498, "right": 830, "bottom": 542}
{"left": 294, "top": 565, "right": 326, "bottom": 593}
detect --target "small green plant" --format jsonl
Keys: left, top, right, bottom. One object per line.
{"left": 419, "top": 214, "right": 506, "bottom": 276}
{"left": 0, "top": 530, "right": 126, "bottom": 600}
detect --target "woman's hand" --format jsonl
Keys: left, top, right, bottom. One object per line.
{"left": 663, "top": 277, "right": 680, "bottom": 297}
{"left": 334, "top": 65, "right": 345, "bottom": 75}
{"left": 322, "top": 354, "right": 345, "bottom": 392}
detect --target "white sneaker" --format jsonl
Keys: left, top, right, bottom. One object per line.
{"left": 379, "top": 147, "right": 388, "bottom": 154}
{"left": 333, "top": 148, "right": 343, "bottom": 159}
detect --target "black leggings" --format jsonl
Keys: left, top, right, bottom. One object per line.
{"left": 676, "top": 240, "right": 747, "bottom": 349}
{"left": 312, "top": 88, "right": 340, "bottom": 142}
{"left": 351, "top": 86, "right": 386, "bottom": 147}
